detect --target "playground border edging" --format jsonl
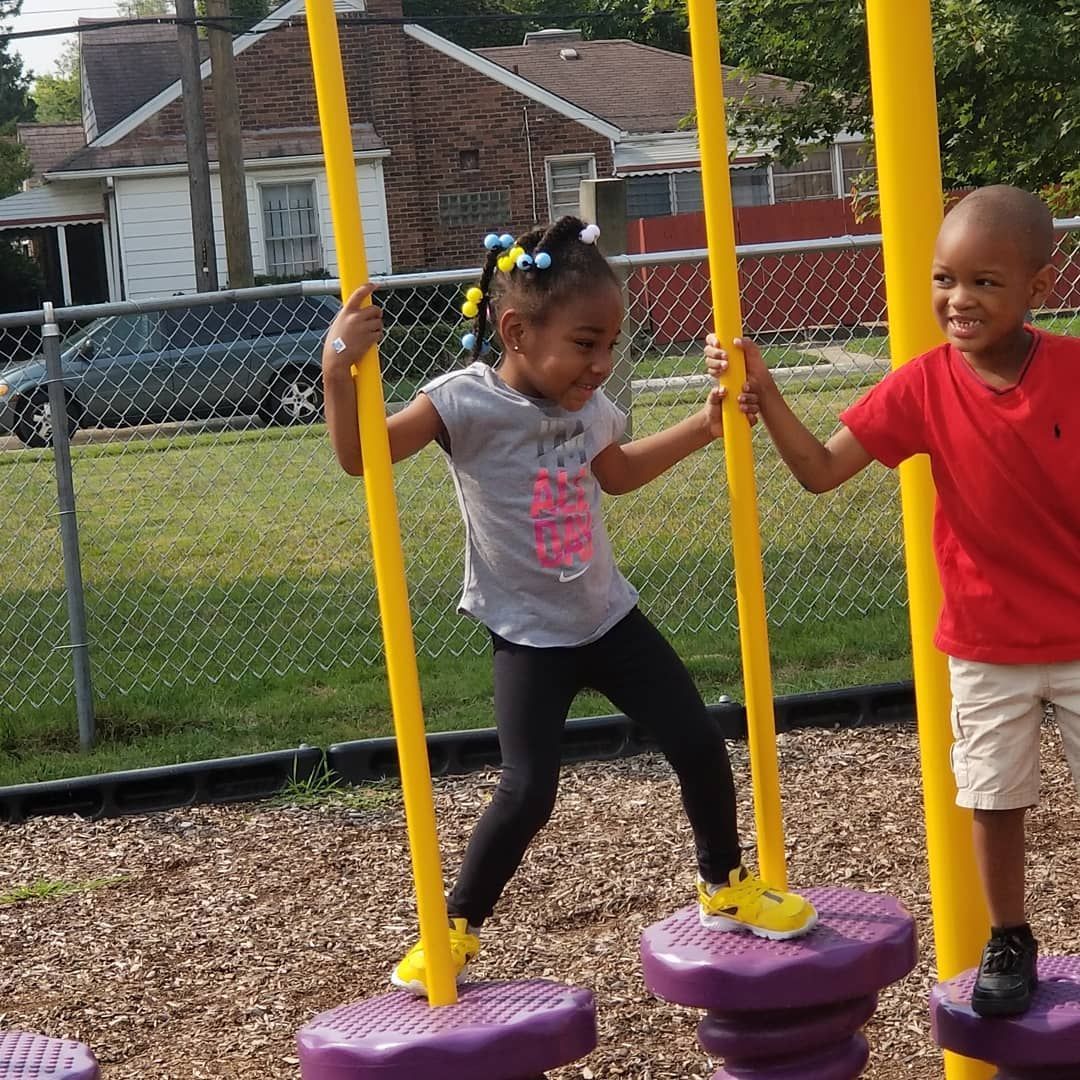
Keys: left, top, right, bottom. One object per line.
{"left": 0, "top": 681, "right": 913, "bottom": 824}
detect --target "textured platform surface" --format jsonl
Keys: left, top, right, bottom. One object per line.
{"left": 0, "top": 1032, "right": 99, "bottom": 1080}
{"left": 297, "top": 979, "right": 596, "bottom": 1080}
{"left": 642, "top": 887, "right": 917, "bottom": 1010}
{"left": 931, "top": 956, "right": 1080, "bottom": 1067}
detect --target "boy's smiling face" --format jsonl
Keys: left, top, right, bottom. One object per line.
{"left": 931, "top": 216, "right": 1054, "bottom": 372}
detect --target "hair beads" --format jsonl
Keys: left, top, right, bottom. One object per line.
{"left": 461, "top": 220, "right": 606, "bottom": 358}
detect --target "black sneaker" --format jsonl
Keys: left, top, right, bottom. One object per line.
{"left": 971, "top": 927, "right": 1038, "bottom": 1017}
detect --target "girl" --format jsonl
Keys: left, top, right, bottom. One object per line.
{"left": 323, "top": 216, "right": 817, "bottom": 997}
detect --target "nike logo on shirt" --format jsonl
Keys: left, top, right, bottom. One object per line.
{"left": 558, "top": 565, "right": 589, "bottom": 583}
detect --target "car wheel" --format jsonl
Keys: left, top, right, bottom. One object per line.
{"left": 13, "top": 390, "right": 79, "bottom": 449}
{"left": 263, "top": 368, "right": 324, "bottom": 426}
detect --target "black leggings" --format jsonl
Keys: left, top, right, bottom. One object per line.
{"left": 447, "top": 607, "right": 742, "bottom": 926}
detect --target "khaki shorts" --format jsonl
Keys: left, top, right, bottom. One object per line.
{"left": 949, "top": 657, "right": 1080, "bottom": 810}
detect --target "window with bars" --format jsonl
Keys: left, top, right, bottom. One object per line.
{"left": 772, "top": 148, "right": 837, "bottom": 202}
{"left": 260, "top": 182, "right": 324, "bottom": 277}
{"left": 438, "top": 190, "right": 511, "bottom": 228}
{"left": 546, "top": 156, "right": 596, "bottom": 219}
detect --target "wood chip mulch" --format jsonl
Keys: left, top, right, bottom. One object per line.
{"left": 3, "top": 723, "right": 1079, "bottom": 1079}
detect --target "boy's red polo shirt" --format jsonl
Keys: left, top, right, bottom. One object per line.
{"left": 840, "top": 330, "right": 1080, "bottom": 664}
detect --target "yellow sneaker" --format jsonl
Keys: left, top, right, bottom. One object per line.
{"left": 390, "top": 918, "right": 480, "bottom": 997}
{"left": 698, "top": 866, "right": 818, "bottom": 941}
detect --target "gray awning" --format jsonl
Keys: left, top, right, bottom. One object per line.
{"left": 0, "top": 183, "right": 104, "bottom": 230}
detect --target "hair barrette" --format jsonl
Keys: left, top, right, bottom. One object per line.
{"left": 579, "top": 223, "right": 601, "bottom": 244}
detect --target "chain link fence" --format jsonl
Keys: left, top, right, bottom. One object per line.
{"left": 3, "top": 224, "right": 1078, "bottom": 731}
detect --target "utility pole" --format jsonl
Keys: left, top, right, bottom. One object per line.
{"left": 206, "top": 0, "right": 254, "bottom": 288}
{"left": 175, "top": 0, "right": 219, "bottom": 292}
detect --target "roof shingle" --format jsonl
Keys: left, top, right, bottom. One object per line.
{"left": 53, "top": 125, "right": 384, "bottom": 174}
{"left": 16, "top": 123, "right": 87, "bottom": 183}
{"left": 79, "top": 18, "right": 210, "bottom": 136}
{"left": 476, "top": 37, "right": 803, "bottom": 134}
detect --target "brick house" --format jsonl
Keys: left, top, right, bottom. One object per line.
{"left": 0, "top": 0, "right": 868, "bottom": 303}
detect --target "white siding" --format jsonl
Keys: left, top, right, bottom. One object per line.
{"left": 115, "top": 158, "right": 391, "bottom": 300}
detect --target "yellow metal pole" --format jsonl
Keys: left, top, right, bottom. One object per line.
{"left": 864, "top": 2, "right": 990, "bottom": 1076}
{"left": 305, "top": 0, "right": 457, "bottom": 1006}
{"left": 687, "top": 0, "right": 787, "bottom": 887}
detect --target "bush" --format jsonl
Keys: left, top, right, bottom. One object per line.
{"left": 0, "top": 240, "right": 44, "bottom": 314}
{"left": 381, "top": 319, "right": 465, "bottom": 382}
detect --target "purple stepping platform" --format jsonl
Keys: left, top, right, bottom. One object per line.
{"left": 713, "top": 1032, "right": 869, "bottom": 1080}
{"left": 0, "top": 1032, "right": 99, "bottom": 1080}
{"left": 641, "top": 887, "right": 918, "bottom": 1010}
{"left": 698, "top": 993, "right": 878, "bottom": 1059}
{"left": 297, "top": 979, "right": 596, "bottom": 1080}
{"left": 931, "top": 955, "right": 1080, "bottom": 1075}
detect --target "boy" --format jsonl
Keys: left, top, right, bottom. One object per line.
{"left": 706, "top": 185, "right": 1080, "bottom": 1017}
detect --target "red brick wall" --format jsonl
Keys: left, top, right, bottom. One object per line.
{"left": 113, "top": 0, "right": 614, "bottom": 272}
{"left": 358, "top": 1, "right": 612, "bottom": 270}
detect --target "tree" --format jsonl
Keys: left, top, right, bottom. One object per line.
{"left": 197, "top": 0, "right": 269, "bottom": 35}
{"left": 0, "top": 140, "right": 31, "bottom": 196}
{"left": 31, "top": 40, "right": 81, "bottom": 124}
{"left": 525, "top": 0, "right": 688, "bottom": 53}
{"left": 716, "top": 0, "right": 1080, "bottom": 206}
{"left": 0, "top": 238, "right": 43, "bottom": 313}
{"left": 0, "top": 0, "right": 35, "bottom": 196}
{"left": 115, "top": 0, "right": 174, "bottom": 16}
{"left": 402, "top": 1, "right": 524, "bottom": 49}
{"left": 402, "top": 0, "right": 689, "bottom": 53}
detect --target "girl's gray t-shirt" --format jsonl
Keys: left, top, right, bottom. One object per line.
{"left": 422, "top": 362, "right": 638, "bottom": 647}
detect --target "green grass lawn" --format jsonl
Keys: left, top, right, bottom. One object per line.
{"left": 1, "top": 376, "right": 912, "bottom": 787}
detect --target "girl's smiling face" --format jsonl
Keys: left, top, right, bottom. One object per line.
{"left": 498, "top": 282, "right": 624, "bottom": 410}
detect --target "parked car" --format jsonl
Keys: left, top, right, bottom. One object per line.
{"left": 0, "top": 294, "right": 339, "bottom": 448}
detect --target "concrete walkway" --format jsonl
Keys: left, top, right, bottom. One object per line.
{"left": 630, "top": 346, "right": 888, "bottom": 393}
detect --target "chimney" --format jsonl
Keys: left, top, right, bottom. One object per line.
{"left": 522, "top": 28, "right": 583, "bottom": 46}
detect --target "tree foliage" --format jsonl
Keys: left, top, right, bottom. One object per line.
{"left": 31, "top": 40, "right": 81, "bottom": 124}
{"left": 0, "top": 0, "right": 35, "bottom": 196}
{"left": 0, "top": 238, "right": 43, "bottom": 313}
{"left": 717, "top": 0, "right": 1080, "bottom": 205}
{"left": 115, "top": 0, "right": 175, "bottom": 16}
{"left": 402, "top": 0, "right": 688, "bottom": 53}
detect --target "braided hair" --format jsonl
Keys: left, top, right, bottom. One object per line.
{"left": 467, "top": 216, "right": 619, "bottom": 362}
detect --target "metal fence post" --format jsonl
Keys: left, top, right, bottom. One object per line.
{"left": 43, "top": 302, "right": 95, "bottom": 750}
{"left": 580, "top": 177, "right": 634, "bottom": 436}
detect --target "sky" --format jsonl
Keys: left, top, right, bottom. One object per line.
{"left": 10, "top": 0, "right": 120, "bottom": 80}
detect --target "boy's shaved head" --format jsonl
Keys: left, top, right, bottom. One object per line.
{"left": 941, "top": 185, "right": 1054, "bottom": 269}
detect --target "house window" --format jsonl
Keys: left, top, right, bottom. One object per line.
{"left": 625, "top": 170, "right": 705, "bottom": 218}
{"left": 731, "top": 166, "right": 770, "bottom": 207}
{"left": 673, "top": 171, "right": 704, "bottom": 213}
{"left": 771, "top": 147, "right": 836, "bottom": 202}
{"left": 840, "top": 141, "right": 877, "bottom": 194}
{"left": 438, "top": 190, "right": 511, "bottom": 228}
{"left": 261, "top": 182, "right": 323, "bottom": 277}
{"left": 546, "top": 156, "right": 596, "bottom": 219}
{"left": 627, "top": 174, "right": 672, "bottom": 217}
{"left": 459, "top": 148, "right": 480, "bottom": 172}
